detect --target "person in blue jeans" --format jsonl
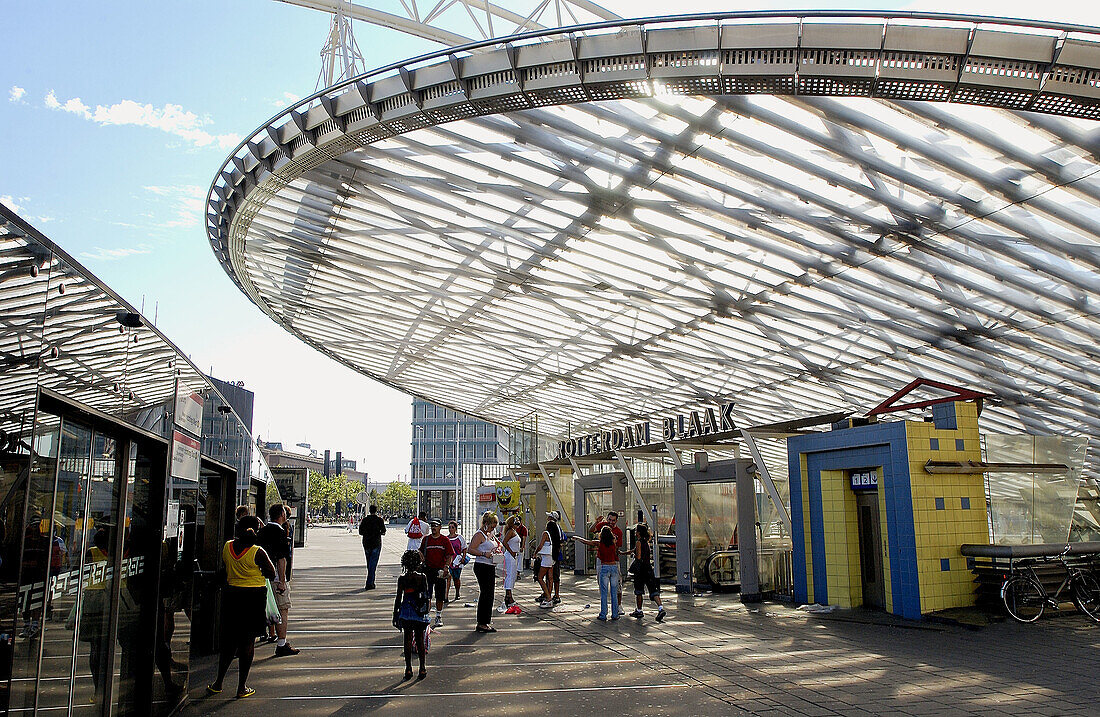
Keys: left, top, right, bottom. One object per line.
{"left": 358, "top": 504, "right": 387, "bottom": 589}
{"left": 573, "top": 527, "right": 626, "bottom": 620}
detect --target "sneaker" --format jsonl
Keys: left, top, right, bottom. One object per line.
{"left": 552, "top": 596, "right": 561, "bottom": 605}
{"left": 496, "top": 603, "right": 508, "bottom": 614}
{"left": 505, "top": 605, "right": 521, "bottom": 615}
{"left": 656, "top": 607, "right": 666, "bottom": 623}
{"left": 596, "top": 615, "right": 607, "bottom": 621}
{"left": 630, "top": 609, "right": 643, "bottom": 618}
{"left": 274, "top": 643, "right": 301, "bottom": 656}
{"left": 539, "top": 600, "right": 554, "bottom": 609}
{"left": 433, "top": 615, "right": 444, "bottom": 628}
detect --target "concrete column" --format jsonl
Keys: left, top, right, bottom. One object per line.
{"left": 674, "top": 471, "right": 691, "bottom": 593}
{"left": 612, "top": 474, "right": 627, "bottom": 571}
{"left": 574, "top": 480, "right": 586, "bottom": 575}
{"left": 737, "top": 463, "right": 762, "bottom": 603}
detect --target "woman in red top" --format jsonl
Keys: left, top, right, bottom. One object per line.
{"left": 573, "top": 526, "right": 625, "bottom": 620}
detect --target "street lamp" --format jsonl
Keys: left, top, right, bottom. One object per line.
{"left": 414, "top": 425, "right": 424, "bottom": 515}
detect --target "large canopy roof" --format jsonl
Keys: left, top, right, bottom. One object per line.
{"left": 207, "top": 11, "right": 1100, "bottom": 476}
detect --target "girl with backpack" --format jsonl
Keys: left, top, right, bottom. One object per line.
{"left": 629, "top": 522, "right": 666, "bottom": 622}
{"left": 393, "top": 550, "right": 430, "bottom": 680}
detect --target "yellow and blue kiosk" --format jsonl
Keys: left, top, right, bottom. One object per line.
{"left": 788, "top": 383, "right": 990, "bottom": 619}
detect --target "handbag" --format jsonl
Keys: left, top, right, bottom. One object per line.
{"left": 532, "top": 555, "right": 542, "bottom": 582}
{"left": 264, "top": 580, "right": 282, "bottom": 626}
{"left": 627, "top": 559, "right": 639, "bottom": 575}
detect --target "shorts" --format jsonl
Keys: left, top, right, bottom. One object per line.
{"left": 537, "top": 554, "right": 554, "bottom": 568}
{"left": 450, "top": 565, "right": 463, "bottom": 580}
{"left": 426, "top": 567, "right": 447, "bottom": 603}
{"left": 633, "top": 565, "right": 660, "bottom": 599}
{"left": 275, "top": 581, "right": 292, "bottom": 611}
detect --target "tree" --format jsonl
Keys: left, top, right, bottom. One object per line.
{"left": 307, "top": 471, "right": 360, "bottom": 515}
{"left": 376, "top": 482, "right": 416, "bottom": 518}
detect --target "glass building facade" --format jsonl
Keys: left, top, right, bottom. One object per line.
{"left": 410, "top": 399, "right": 508, "bottom": 522}
{"left": 0, "top": 206, "right": 270, "bottom": 715}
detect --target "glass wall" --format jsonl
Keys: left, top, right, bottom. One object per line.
{"left": 984, "top": 434, "right": 1090, "bottom": 545}
{"left": 0, "top": 208, "right": 273, "bottom": 715}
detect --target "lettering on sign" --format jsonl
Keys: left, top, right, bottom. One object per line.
{"left": 555, "top": 401, "right": 736, "bottom": 460}
{"left": 174, "top": 390, "right": 204, "bottom": 437}
{"left": 850, "top": 469, "right": 879, "bottom": 490}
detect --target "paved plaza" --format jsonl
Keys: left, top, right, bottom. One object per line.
{"left": 183, "top": 527, "right": 1100, "bottom": 716}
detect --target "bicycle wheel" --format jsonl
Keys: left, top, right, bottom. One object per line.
{"left": 1072, "top": 571, "right": 1100, "bottom": 624}
{"left": 1002, "top": 576, "right": 1045, "bottom": 623}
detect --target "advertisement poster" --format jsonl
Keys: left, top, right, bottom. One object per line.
{"left": 495, "top": 480, "right": 520, "bottom": 511}
{"left": 170, "top": 431, "right": 201, "bottom": 482}
{"left": 174, "top": 390, "right": 204, "bottom": 437}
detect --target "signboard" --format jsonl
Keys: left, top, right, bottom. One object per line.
{"left": 495, "top": 480, "right": 520, "bottom": 511}
{"left": 170, "top": 431, "right": 201, "bottom": 482}
{"left": 271, "top": 467, "right": 309, "bottom": 503}
{"left": 850, "top": 469, "right": 878, "bottom": 490}
{"left": 477, "top": 487, "right": 496, "bottom": 503}
{"left": 174, "top": 390, "right": 204, "bottom": 437}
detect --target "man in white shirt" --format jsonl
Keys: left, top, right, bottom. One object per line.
{"left": 405, "top": 511, "right": 428, "bottom": 551}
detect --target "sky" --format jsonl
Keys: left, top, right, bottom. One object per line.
{"left": 1, "top": 0, "right": 1095, "bottom": 482}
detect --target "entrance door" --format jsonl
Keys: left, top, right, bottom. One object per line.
{"left": 856, "top": 492, "right": 885, "bottom": 609}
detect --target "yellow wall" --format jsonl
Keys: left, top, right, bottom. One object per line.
{"left": 905, "top": 401, "right": 989, "bottom": 613}
{"left": 820, "top": 469, "right": 864, "bottom": 608}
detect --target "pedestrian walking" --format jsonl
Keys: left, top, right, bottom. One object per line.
{"left": 546, "top": 510, "right": 565, "bottom": 605}
{"left": 392, "top": 550, "right": 430, "bottom": 680}
{"left": 468, "top": 511, "right": 501, "bottom": 633}
{"left": 573, "top": 526, "right": 625, "bottom": 621}
{"left": 500, "top": 516, "right": 522, "bottom": 612}
{"left": 358, "top": 504, "right": 387, "bottom": 589}
{"left": 629, "top": 522, "right": 666, "bottom": 622}
{"left": 420, "top": 518, "right": 455, "bottom": 627}
{"left": 258, "top": 504, "right": 300, "bottom": 656}
{"left": 446, "top": 520, "right": 468, "bottom": 601}
{"left": 207, "top": 516, "right": 277, "bottom": 699}
{"left": 405, "top": 511, "right": 428, "bottom": 551}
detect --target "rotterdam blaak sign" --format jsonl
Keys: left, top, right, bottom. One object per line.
{"left": 556, "top": 402, "right": 736, "bottom": 459}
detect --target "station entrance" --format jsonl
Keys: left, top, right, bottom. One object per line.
{"left": 572, "top": 472, "right": 626, "bottom": 575}
{"left": 855, "top": 491, "right": 885, "bottom": 610}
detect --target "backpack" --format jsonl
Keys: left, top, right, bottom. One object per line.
{"left": 408, "top": 519, "right": 423, "bottom": 539}
{"left": 548, "top": 523, "right": 563, "bottom": 561}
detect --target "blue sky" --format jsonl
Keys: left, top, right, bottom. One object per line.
{"left": 1, "top": 0, "right": 1091, "bottom": 481}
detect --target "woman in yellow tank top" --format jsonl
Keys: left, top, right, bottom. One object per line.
{"left": 208, "top": 515, "right": 276, "bottom": 699}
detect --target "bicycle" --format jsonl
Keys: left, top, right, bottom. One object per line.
{"left": 1000, "top": 546, "right": 1100, "bottom": 624}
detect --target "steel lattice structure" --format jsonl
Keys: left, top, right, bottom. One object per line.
{"left": 207, "top": 11, "right": 1100, "bottom": 478}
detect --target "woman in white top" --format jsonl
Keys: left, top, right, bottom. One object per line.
{"left": 467, "top": 512, "right": 501, "bottom": 633}
{"left": 501, "top": 516, "right": 522, "bottom": 610}
{"left": 534, "top": 523, "right": 555, "bottom": 608}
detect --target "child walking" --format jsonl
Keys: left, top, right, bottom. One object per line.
{"left": 392, "top": 550, "right": 430, "bottom": 680}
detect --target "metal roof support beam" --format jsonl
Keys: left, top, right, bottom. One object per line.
{"left": 739, "top": 429, "right": 791, "bottom": 535}
{"left": 538, "top": 460, "right": 572, "bottom": 531}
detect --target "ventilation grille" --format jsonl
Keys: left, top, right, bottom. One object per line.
{"left": 1029, "top": 93, "right": 1100, "bottom": 119}
{"left": 427, "top": 103, "right": 479, "bottom": 124}
{"left": 962, "top": 58, "right": 1044, "bottom": 83}
{"left": 655, "top": 77, "right": 723, "bottom": 95}
{"left": 722, "top": 76, "right": 796, "bottom": 94}
{"left": 798, "top": 77, "right": 875, "bottom": 96}
{"left": 880, "top": 51, "right": 960, "bottom": 73}
{"left": 527, "top": 85, "right": 590, "bottom": 106}
{"left": 470, "top": 70, "right": 519, "bottom": 91}
{"left": 585, "top": 80, "right": 652, "bottom": 100}
{"left": 953, "top": 86, "right": 1035, "bottom": 108}
{"left": 524, "top": 62, "right": 579, "bottom": 82}
{"left": 422, "top": 81, "right": 465, "bottom": 102}
{"left": 582, "top": 55, "right": 646, "bottom": 76}
{"left": 722, "top": 49, "right": 797, "bottom": 69}
{"left": 801, "top": 49, "right": 878, "bottom": 69}
{"left": 651, "top": 50, "right": 720, "bottom": 69}
{"left": 379, "top": 93, "right": 416, "bottom": 115}
{"left": 876, "top": 79, "right": 954, "bottom": 101}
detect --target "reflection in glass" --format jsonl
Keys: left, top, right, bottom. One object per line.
{"left": 689, "top": 482, "right": 738, "bottom": 584}
{"left": 9, "top": 414, "right": 61, "bottom": 712}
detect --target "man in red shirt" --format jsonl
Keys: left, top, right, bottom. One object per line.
{"left": 420, "top": 518, "right": 456, "bottom": 627}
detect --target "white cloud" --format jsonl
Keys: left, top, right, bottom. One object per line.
{"left": 143, "top": 185, "right": 207, "bottom": 228}
{"left": 8, "top": 86, "right": 25, "bottom": 103}
{"left": 44, "top": 90, "right": 239, "bottom": 151}
{"left": 1, "top": 195, "right": 25, "bottom": 213}
{"left": 79, "top": 244, "right": 153, "bottom": 262}
{"left": 270, "top": 91, "right": 301, "bottom": 108}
